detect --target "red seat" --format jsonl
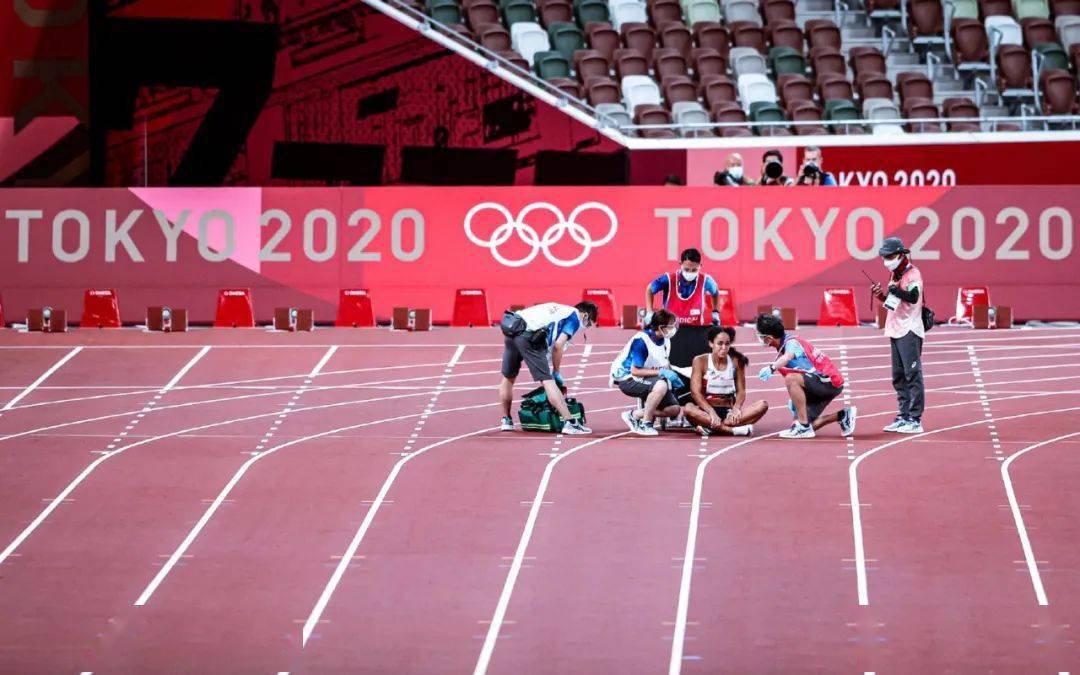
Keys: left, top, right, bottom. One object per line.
{"left": 477, "top": 24, "right": 512, "bottom": 51}
{"left": 615, "top": 49, "right": 650, "bottom": 78}
{"left": 805, "top": 19, "right": 842, "bottom": 50}
{"left": 951, "top": 18, "right": 989, "bottom": 66}
{"left": 848, "top": 45, "right": 887, "bottom": 75}
{"left": 810, "top": 46, "right": 846, "bottom": 80}
{"left": 660, "top": 23, "right": 694, "bottom": 60}
{"left": 762, "top": 0, "right": 796, "bottom": 24}
{"left": 634, "top": 103, "right": 673, "bottom": 124}
{"left": 902, "top": 97, "right": 941, "bottom": 131}
{"left": 711, "top": 101, "right": 754, "bottom": 136}
{"left": 897, "top": 71, "right": 934, "bottom": 103}
{"left": 540, "top": 0, "right": 574, "bottom": 26}
{"left": 768, "top": 20, "right": 805, "bottom": 52}
{"left": 942, "top": 96, "right": 981, "bottom": 130}
{"left": 1052, "top": 0, "right": 1080, "bottom": 14}
{"left": 979, "top": 0, "right": 1013, "bottom": 17}
{"left": 586, "top": 22, "right": 620, "bottom": 65}
{"left": 548, "top": 77, "right": 582, "bottom": 97}
{"left": 730, "top": 21, "right": 767, "bottom": 53}
{"left": 497, "top": 50, "right": 530, "bottom": 70}
{"left": 465, "top": 1, "right": 500, "bottom": 29}
{"left": 909, "top": 0, "right": 944, "bottom": 39}
{"left": 788, "top": 100, "right": 827, "bottom": 134}
{"left": 1021, "top": 17, "right": 1056, "bottom": 48}
{"left": 650, "top": 0, "right": 683, "bottom": 25}
{"left": 778, "top": 72, "right": 813, "bottom": 108}
{"left": 663, "top": 75, "right": 699, "bottom": 103}
{"left": 1041, "top": 67, "right": 1080, "bottom": 114}
{"left": 1072, "top": 43, "right": 1080, "bottom": 74}
{"left": 867, "top": 0, "right": 901, "bottom": 13}
{"left": 700, "top": 73, "right": 738, "bottom": 105}
{"left": 642, "top": 129, "right": 679, "bottom": 137}
{"left": 654, "top": 47, "right": 690, "bottom": 80}
{"left": 996, "top": 44, "right": 1033, "bottom": 90}
{"left": 692, "top": 47, "right": 728, "bottom": 78}
{"left": 693, "top": 22, "right": 731, "bottom": 57}
{"left": 817, "top": 72, "right": 855, "bottom": 100}
{"left": 621, "top": 23, "right": 657, "bottom": 62}
{"left": 586, "top": 76, "right": 621, "bottom": 104}
{"left": 856, "top": 72, "right": 895, "bottom": 99}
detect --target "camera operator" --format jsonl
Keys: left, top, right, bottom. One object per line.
{"left": 759, "top": 149, "right": 794, "bottom": 186}
{"left": 795, "top": 146, "right": 837, "bottom": 186}
{"left": 713, "top": 153, "right": 754, "bottom": 186}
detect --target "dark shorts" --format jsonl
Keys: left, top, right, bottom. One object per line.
{"left": 803, "top": 373, "right": 843, "bottom": 423}
{"left": 501, "top": 334, "right": 552, "bottom": 381}
{"left": 618, "top": 377, "right": 680, "bottom": 409}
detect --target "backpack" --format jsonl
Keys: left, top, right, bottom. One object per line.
{"left": 778, "top": 335, "right": 845, "bottom": 388}
{"left": 518, "top": 386, "right": 587, "bottom": 432}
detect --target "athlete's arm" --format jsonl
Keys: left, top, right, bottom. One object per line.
{"left": 733, "top": 363, "right": 747, "bottom": 409}
{"left": 551, "top": 332, "right": 569, "bottom": 372}
{"left": 689, "top": 355, "right": 711, "bottom": 411}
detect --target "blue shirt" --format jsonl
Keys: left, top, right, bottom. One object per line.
{"left": 649, "top": 273, "right": 719, "bottom": 305}
{"left": 613, "top": 330, "right": 664, "bottom": 379}
{"left": 821, "top": 172, "right": 837, "bottom": 186}
{"left": 516, "top": 302, "right": 582, "bottom": 349}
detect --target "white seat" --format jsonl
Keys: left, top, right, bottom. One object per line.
{"left": 737, "top": 73, "right": 777, "bottom": 111}
{"left": 984, "top": 16, "right": 1022, "bottom": 46}
{"left": 595, "top": 102, "right": 632, "bottom": 127}
{"left": 621, "top": 74, "right": 663, "bottom": 112}
{"left": 1059, "top": 20, "right": 1080, "bottom": 50}
{"left": 871, "top": 123, "right": 906, "bottom": 134}
{"left": 729, "top": 46, "right": 768, "bottom": 77}
{"left": 862, "top": 97, "right": 901, "bottom": 119}
{"left": 1054, "top": 15, "right": 1080, "bottom": 35}
{"left": 609, "top": 0, "right": 647, "bottom": 28}
{"left": 510, "top": 22, "right": 551, "bottom": 65}
{"left": 723, "top": 0, "right": 763, "bottom": 24}
{"left": 674, "top": 103, "right": 710, "bottom": 135}
{"left": 684, "top": 0, "right": 722, "bottom": 24}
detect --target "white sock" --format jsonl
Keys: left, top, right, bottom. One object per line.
{"left": 732, "top": 425, "right": 752, "bottom": 436}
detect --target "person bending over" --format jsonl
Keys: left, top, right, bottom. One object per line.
{"left": 499, "top": 301, "right": 598, "bottom": 435}
{"left": 755, "top": 314, "right": 856, "bottom": 439}
{"left": 682, "top": 326, "right": 769, "bottom": 436}
{"left": 610, "top": 309, "right": 684, "bottom": 437}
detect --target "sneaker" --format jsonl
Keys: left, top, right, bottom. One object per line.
{"left": 696, "top": 425, "right": 711, "bottom": 437}
{"left": 499, "top": 416, "right": 514, "bottom": 432}
{"left": 882, "top": 417, "right": 907, "bottom": 433}
{"left": 839, "top": 406, "right": 857, "bottom": 437}
{"left": 620, "top": 410, "right": 638, "bottom": 432}
{"left": 561, "top": 419, "right": 591, "bottom": 435}
{"left": 631, "top": 419, "right": 659, "bottom": 437}
{"left": 895, "top": 420, "right": 924, "bottom": 434}
{"left": 731, "top": 424, "right": 753, "bottom": 436}
{"left": 779, "top": 422, "right": 816, "bottom": 439}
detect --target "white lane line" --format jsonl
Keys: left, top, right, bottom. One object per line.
{"left": 1, "top": 346, "right": 82, "bottom": 411}
{"left": 839, "top": 345, "right": 855, "bottom": 460}
{"left": 473, "top": 431, "right": 629, "bottom": 675}
{"left": 967, "top": 346, "right": 1004, "bottom": 460}
{"left": 849, "top": 403, "right": 1080, "bottom": 606}
{"left": 1002, "top": 431, "right": 1080, "bottom": 606}
{"left": 251, "top": 346, "right": 337, "bottom": 453}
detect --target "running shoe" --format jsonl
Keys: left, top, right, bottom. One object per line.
{"left": 631, "top": 419, "right": 659, "bottom": 436}
{"left": 839, "top": 406, "right": 857, "bottom": 437}
{"left": 895, "top": 420, "right": 924, "bottom": 434}
{"left": 779, "top": 422, "right": 816, "bottom": 439}
{"left": 882, "top": 417, "right": 907, "bottom": 433}
{"left": 561, "top": 419, "right": 591, "bottom": 435}
{"left": 696, "top": 425, "right": 711, "bottom": 437}
{"left": 731, "top": 424, "right": 753, "bottom": 436}
{"left": 499, "top": 416, "right": 514, "bottom": 432}
{"left": 620, "top": 409, "right": 637, "bottom": 432}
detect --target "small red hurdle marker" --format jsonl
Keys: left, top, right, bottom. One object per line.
{"left": 147, "top": 307, "right": 188, "bottom": 332}
{"left": 81, "top": 289, "right": 121, "bottom": 328}
{"left": 952, "top": 286, "right": 990, "bottom": 325}
{"left": 818, "top": 287, "right": 858, "bottom": 326}
{"left": 336, "top": 289, "right": 375, "bottom": 327}
{"left": 582, "top": 288, "right": 617, "bottom": 326}
{"left": 27, "top": 307, "right": 67, "bottom": 333}
{"left": 214, "top": 288, "right": 255, "bottom": 328}
{"left": 452, "top": 289, "right": 490, "bottom": 327}
{"left": 714, "top": 288, "right": 739, "bottom": 326}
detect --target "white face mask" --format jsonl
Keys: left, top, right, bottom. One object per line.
{"left": 661, "top": 324, "right": 678, "bottom": 339}
{"left": 681, "top": 269, "right": 699, "bottom": 282}
{"left": 884, "top": 257, "right": 902, "bottom": 271}
{"left": 728, "top": 165, "right": 743, "bottom": 180}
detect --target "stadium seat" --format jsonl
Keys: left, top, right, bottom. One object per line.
{"left": 909, "top": 0, "right": 945, "bottom": 40}
{"left": 650, "top": 0, "right": 682, "bottom": 24}
{"left": 730, "top": 46, "right": 769, "bottom": 75}
{"left": 615, "top": 49, "right": 650, "bottom": 76}
{"left": 823, "top": 98, "right": 864, "bottom": 133}
{"left": 788, "top": 100, "right": 828, "bottom": 134}
{"left": 547, "top": 76, "right": 583, "bottom": 96}
{"left": 534, "top": 50, "right": 573, "bottom": 77}
{"left": 511, "top": 22, "right": 551, "bottom": 63}
{"left": 730, "top": 21, "right": 767, "bottom": 52}
{"left": 498, "top": 49, "right": 531, "bottom": 70}
{"left": 768, "top": 20, "right": 805, "bottom": 52}
{"left": 750, "top": 101, "right": 791, "bottom": 134}
{"left": 466, "top": 1, "right": 501, "bottom": 29}
{"left": 779, "top": 73, "right": 814, "bottom": 108}
{"left": 868, "top": 0, "right": 902, "bottom": 17}
{"left": 979, "top": 0, "right": 1013, "bottom": 17}
{"left": 686, "top": 0, "right": 723, "bottom": 24}
{"left": 942, "top": 96, "right": 982, "bottom": 129}
{"left": 577, "top": 0, "right": 612, "bottom": 25}
{"left": 810, "top": 45, "right": 846, "bottom": 80}
{"left": 693, "top": 22, "right": 732, "bottom": 56}
{"left": 430, "top": 0, "right": 463, "bottom": 24}
{"left": 897, "top": 71, "right": 935, "bottom": 102}
{"left": 818, "top": 72, "right": 855, "bottom": 100}
{"left": 805, "top": 19, "right": 842, "bottom": 50}
{"left": 762, "top": 0, "right": 796, "bottom": 23}
{"left": 951, "top": 18, "right": 990, "bottom": 66}
{"left": 663, "top": 74, "right": 699, "bottom": 102}
{"left": 586, "top": 75, "right": 622, "bottom": 102}
{"left": 1041, "top": 66, "right": 1080, "bottom": 111}
{"left": 996, "top": 43, "right": 1034, "bottom": 89}
{"left": 656, "top": 50, "right": 690, "bottom": 81}
{"left": 504, "top": 0, "right": 540, "bottom": 25}
{"left": 479, "top": 24, "right": 513, "bottom": 50}
{"left": 710, "top": 101, "right": 754, "bottom": 135}
{"left": 903, "top": 97, "right": 942, "bottom": 131}
{"left": 595, "top": 101, "right": 633, "bottom": 124}
{"left": 642, "top": 128, "right": 679, "bottom": 136}
{"left": 693, "top": 48, "right": 728, "bottom": 77}
{"left": 634, "top": 102, "right": 673, "bottom": 123}
{"left": 770, "top": 46, "right": 807, "bottom": 74}
{"left": 548, "top": 22, "right": 586, "bottom": 60}
{"left": 660, "top": 23, "right": 695, "bottom": 59}
{"left": 610, "top": 0, "right": 648, "bottom": 28}
{"left": 1053, "top": 0, "right": 1080, "bottom": 15}
{"left": 724, "top": 0, "right": 763, "bottom": 23}
{"left": 1059, "top": 17, "right": 1080, "bottom": 48}
{"left": 1023, "top": 16, "right": 1057, "bottom": 46}
{"left": 622, "top": 73, "right": 663, "bottom": 111}
{"left": 738, "top": 72, "right": 779, "bottom": 110}
{"left": 541, "top": 0, "right": 576, "bottom": 26}
{"left": 1035, "top": 41, "right": 1070, "bottom": 69}
{"left": 701, "top": 73, "right": 739, "bottom": 105}
{"left": 672, "top": 100, "right": 711, "bottom": 133}
{"left": 576, "top": 49, "right": 611, "bottom": 80}
{"left": 986, "top": 15, "right": 1024, "bottom": 45}
{"left": 586, "top": 22, "right": 620, "bottom": 63}
{"left": 621, "top": 22, "right": 657, "bottom": 61}
{"left": 863, "top": 96, "right": 901, "bottom": 119}
{"left": 950, "top": 0, "right": 981, "bottom": 18}
{"left": 1015, "top": 0, "right": 1051, "bottom": 19}
{"left": 849, "top": 45, "right": 887, "bottom": 75}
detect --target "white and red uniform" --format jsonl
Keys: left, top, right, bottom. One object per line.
{"left": 663, "top": 271, "right": 708, "bottom": 325}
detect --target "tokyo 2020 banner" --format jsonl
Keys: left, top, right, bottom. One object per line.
{"left": 1, "top": 187, "right": 1077, "bottom": 323}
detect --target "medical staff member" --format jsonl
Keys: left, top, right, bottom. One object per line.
{"left": 644, "top": 248, "right": 722, "bottom": 326}
{"left": 871, "top": 237, "right": 926, "bottom": 434}
{"left": 610, "top": 310, "right": 683, "bottom": 436}
{"left": 499, "top": 300, "right": 598, "bottom": 435}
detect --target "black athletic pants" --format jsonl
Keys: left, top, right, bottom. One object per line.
{"left": 890, "top": 332, "right": 924, "bottom": 422}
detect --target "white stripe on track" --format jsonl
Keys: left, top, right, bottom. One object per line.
{"left": 1, "top": 346, "right": 82, "bottom": 411}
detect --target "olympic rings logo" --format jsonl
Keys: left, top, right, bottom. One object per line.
{"left": 463, "top": 202, "right": 618, "bottom": 267}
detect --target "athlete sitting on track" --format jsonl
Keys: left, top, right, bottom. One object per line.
{"left": 681, "top": 326, "right": 768, "bottom": 436}
{"left": 755, "top": 313, "right": 856, "bottom": 439}
{"left": 610, "top": 309, "right": 684, "bottom": 436}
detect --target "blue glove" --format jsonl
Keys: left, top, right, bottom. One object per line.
{"left": 552, "top": 370, "right": 565, "bottom": 388}
{"left": 711, "top": 310, "right": 721, "bottom": 326}
{"left": 643, "top": 310, "right": 654, "bottom": 326}
{"left": 758, "top": 365, "right": 774, "bottom": 382}
{"left": 658, "top": 368, "right": 682, "bottom": 390}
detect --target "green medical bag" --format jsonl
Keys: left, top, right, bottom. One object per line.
{"left": 518, "top": 386, "right": 587, "bottom": 432}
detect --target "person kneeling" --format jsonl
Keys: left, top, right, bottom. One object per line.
{"left": 682, "top": 326, "right": 769, "bottom": 436}
{"left": 610, "top": 310, "right": 684, "bottom": 436}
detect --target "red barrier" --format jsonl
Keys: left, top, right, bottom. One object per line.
{"left": 81, "top": 289, "right": 121, "bottom": 328}
{"left": 214, "top": 288, "right": 255, "bottom": 328}
{"left": 336, "top": 289, "right": 376, "bottom": 327}
{"left": 582, "top": 288, "right": 617, "bottom": 327}
{"left": 819, "top": 287, "right": 858, "bottom": 326}
{"left": 715, "top": 288, "right": 739, "bottom": 327}
{"left": 452, "top": 289, "right": 490, "bottom": 327}
{"left": 954, "top": 286, "right": 991, "bottom": 323}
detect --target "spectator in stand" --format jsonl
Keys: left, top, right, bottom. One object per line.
{"left": 795, "top": 146, "right": 838, "bottom": 186}
{"left": 713, "top": 153, "right": 754, "bottom": 186}
{"left": 759, "top": 149, "right": 794, "bottom": 186}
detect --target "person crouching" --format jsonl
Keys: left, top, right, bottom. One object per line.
{"left": 610, "top": 310, "right": 684, "bottom": 436}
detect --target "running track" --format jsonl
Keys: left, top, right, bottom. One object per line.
{"left": 0, "top": 326, "right": 1077, "bottom": 674}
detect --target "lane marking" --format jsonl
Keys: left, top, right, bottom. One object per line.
{"left": 1001, "top": 431, "right": 1080, "bottom": 606}
{"left": 839, "top": 345, "right": 855, "bottom": 460}
{"left": 968, "top": 346, "right": 1004, "bottom": 459}
{"left": 1, "top": 346, "right": 82, "bottom": 411}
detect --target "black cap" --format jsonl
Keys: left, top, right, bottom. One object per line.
{"left": 878, "top": 237, "right": 909, "bottom": 257}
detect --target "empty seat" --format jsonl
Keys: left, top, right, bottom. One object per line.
{"left": 586, "top": 22, "right": 620, "bottom": 63}
{"left": 730, "top": 46, "right": 769, "bottom": 75}
{"left": 762, "top": 0, "right": 796, "bottom": 23}
{"left": 1059, "top": 17, "right": 1080, "bottom": 48}
{"left": 856, "top": 72, "right": 895, "bottom": 99}
{"left": 686, "top": 0, "right": 723, "bottom": 24}
{"left": 466, "top": 1, "right": 501, "bottom": 29}
{"left": 609, "top": 0, "right": 648, "bottom": 28}
{"left": 595, "top": 101, "right": 632, "bottom": 125}
{"left": 1035, "top": 41, "right": 1070, "bottom": 68}
{"left": 810, "top": 45, "right": 846, "bottom": 79}
{"left": 768, "top": 20, "right": 805, "bottom": 52}
{"left": 710, "top": 101, "right": 753, "bottom": 135}
{"left": 549, "top": 21, "right": 586, "bottom": 60}
{"left": 615, "top": 49, "right": 650, "bottom": 76}
{"left": 541, "top": 0, "right": 576, "bottom": 26}
{"left": 672, "top": 100, "right": 710, "bottom": 133}
{"left": 655, "top": 47, "right": 691, "bottom": 79}
{"left": 980, "top": 0, "right": 1013, "bottom": 17}
{"left": 949, "top": 0, "right": 980, "bottom": 18}
{"left": 660, "top": 23, "right": 695, "bottom": 59}
{"left": 634, "top": 103, "right": 673, "bottom": 125}
{"left": 1015, "top": 0, "right": 1051, "bottom": 19}
{"left": 770, "top": 46, "right": 806, "bottom": 74}
{"left": 779, "top": 72, "right": 813, "bottom": 107}
{"left": 586, "top": 75, "right": 622, "bottom": 102}
{"left": 535, "top": 50, "right": 573, "bottom": 77}
{"left": 1053, "top": 0, "right": 1080, "bottom": 14}
{"left": 902, "top": 97, "right": 942, "bottom": 131}
{"left": 479, "top": 24, "right": 513, "bottom": 50}
{"left": 951, "top": 17, "right": 990, "bottom": 65}
{"left": 547, "top": 76, "right": 582, "bottom": 97}
{"left": 897, "top": 71, "right": 935, "bottom": 101}
{"left": 909, "top": 0, "right": 945, "bottom": 39}
{"left": 430, "top": 0, "right": 463, "bottom": 24}
{"left": 694, "top": 22, "right": 732, "bottom": 56}
{"left": 805, "top": 19, "right": 842, "bottom": 50}
{"left": 863, "top": 96, "right": 901, "bottom": 118}
{"left": 750, "top": 101, "right": 791, "bottom": 134}
{"left": 621, "top": 22, "right": 657, "bottom": 61}
{"left": 818, "top": 72, "right": 855, "bottom": 100}
{"left": 664, "top": 75, "right": 700, "bottom": 102}
{"left": 723, "top": 0, "right": 762, "bottom": 23}
{"left": 788, "top": 100, "right": 827, "bottom": 134}
{"left": 700, "top": 72, "right": 738, "bottom": 103}
{"left": 986, "top": 15, "right": 1024, "bottom": 45}
{"left": 622, "top": 73, "right": 663, "bottom": 111}
{"left": 650, "top": 0, "right": 683, "bottom": 24}
{"left": 504, "top": 0, "right": 539, "bottom": 25}
{"left": 738, "top": 72, "right": 779, "bottom": 110}
{"left": 1041, "top": 66, "right": 1080, "bottom": 111}
{"left": 693, "top": 48, "right": 728, "bottom": 77}
{"left": 577, "top": 0, "right": 612, "bottom": 25}
{"left": 823, "top": 98, "right": 864, "bottom": 133}
{"left": 511, "top": 22, "right": 552, "bottom": 63}
{"left": 942, "top": 96, "right": 982, "bottom": 129}
{"left": 1022, "top": 16, "right": 1057, "bottom": 46}
{"left": 497, "top": 49, "right": 531, "bottom": 70}
{"left": 730, "top": 21, "right": 767, "bottom": 52}
{"left": 575, "top": 49, "right": 611, "bottom": 80}
{"left": 997, "top": 43, "right": 1034, "bottom": 89}
{"left": 849, "top": 45, "right": 887, "bottom": 75}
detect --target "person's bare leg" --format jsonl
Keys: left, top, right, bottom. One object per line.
{"left": 657, "top": 404, "right": 682, "bottom": 419}
{"left": 682, "top": 403, "right": 713, "bottom": 427}
{"left": 812, "top": 411, "right": 839, "bottom": 430}
{"left": 499, "top": 376, "right": 516, "bottom": 417}
{"left": 641, "top": 381, "right": 670, "bottom": 423}
{"left": 736, "top": 400, "right": 769, "bottom": 425}
{"left": 784, "top": 374, "right": 809, "bottom": 424}
{"left": 542, "top": 379, "right": 573, "bottom": 419}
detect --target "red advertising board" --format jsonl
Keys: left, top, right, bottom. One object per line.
{"left": 1, "top": 186, "right": 1077, "bottom": 324}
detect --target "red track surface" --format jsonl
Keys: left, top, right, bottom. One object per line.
{"left": 0, "top": 326, "right": 1078, "bottom": 674}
